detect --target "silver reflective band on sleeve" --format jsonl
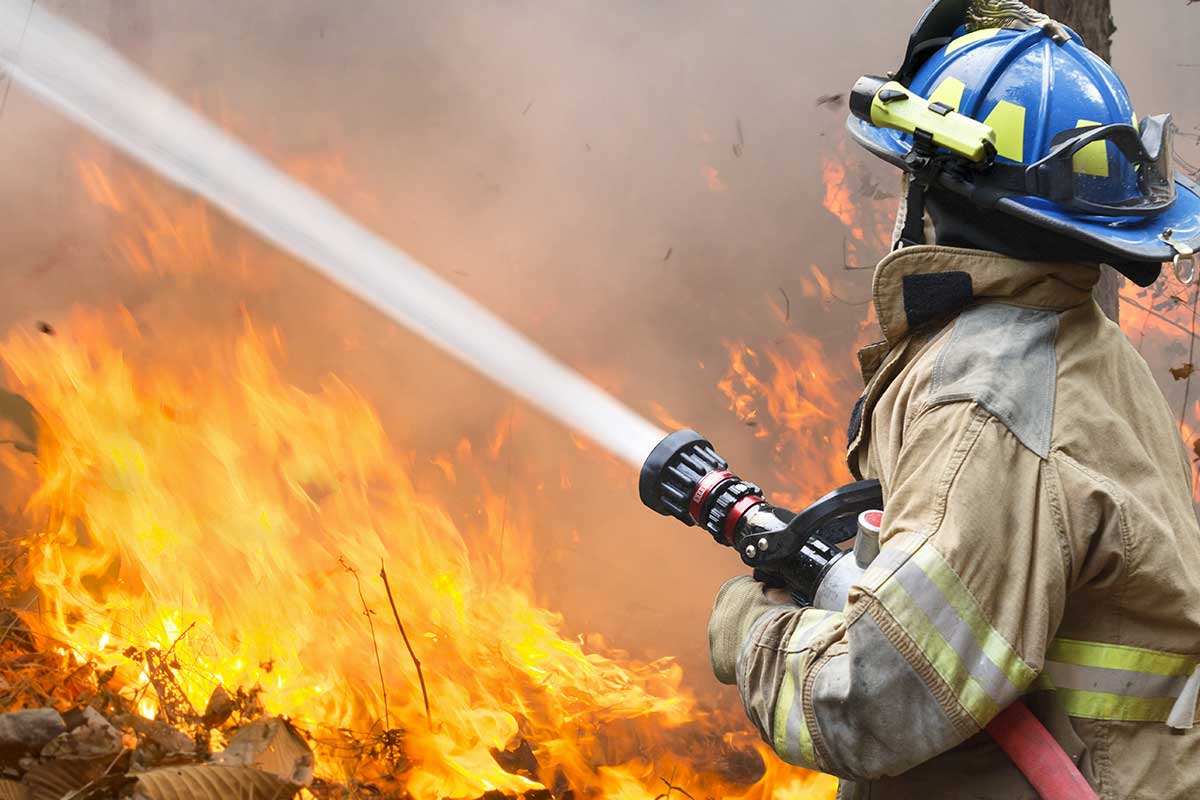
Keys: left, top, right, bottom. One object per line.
{"left": 876, "top": 542, "right": 1035, "bottom": 726}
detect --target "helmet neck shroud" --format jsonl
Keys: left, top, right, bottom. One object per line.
{"left": 923, "top": 185, "right": 1163, "bottom": 287}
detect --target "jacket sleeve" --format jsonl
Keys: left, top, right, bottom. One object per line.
{"left": 707, "top": 401, "right": 1070, "bottom": 780}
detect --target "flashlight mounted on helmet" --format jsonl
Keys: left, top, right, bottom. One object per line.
{"left": 639, "top": 429, "right": 883, "bottom": 608}
{"left": 849, "top": 75, "right": 998, "bottom": 166}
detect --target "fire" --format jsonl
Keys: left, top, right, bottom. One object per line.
{"left": 0, "top": 152, "right": 841, "bottom": 800}
{"left": 821, "top": 145, "right": 898, "bottom": 269}
{"left": 1120, "top": 281, "right": 1200, "bottom": 503}
{"left": 703, "top": 166, "right": 727, "bottom": 193}
{"left": 717, "top": 333, "right": 854, "bottom": 509}
{"left": 821, "top": 158, "right": 859, "bottom": 235}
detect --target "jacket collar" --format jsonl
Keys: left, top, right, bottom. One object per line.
{"left": 872, "top": 245, "right": 1101, "bottom": 348}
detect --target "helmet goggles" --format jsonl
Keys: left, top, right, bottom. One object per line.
{"left": 989, "top": 114, "right": 1176, "bottom": 217}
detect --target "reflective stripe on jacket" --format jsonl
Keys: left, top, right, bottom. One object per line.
{"left": 708, "top": 246, "right": 1200, "bottom": 800}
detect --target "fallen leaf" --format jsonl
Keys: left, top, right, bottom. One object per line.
{"left": 1171, "top": 363, "right": 1195, "bottom": 381}
{"left": 60, "top": 774, "right": 137, "bottom": 800}
{"left": 23, "top": 757, "right": 113, "bottom": 800}
{"left": 0, "top": 710, "right": 65, "bottom": 765}
{"left": 214, "top": 718, "right": 313, "bottom": 786}
{"left": 44, "top": 708, "right": 123, "bottom": 761}
{"left": 201, "top": 686, "right": 234, "bottom": 729}
{"left": 131, "top": 765, "right": 299, "bottom": 800}
{"left": 0, "top": 779, "right": 27, "bottom": 800}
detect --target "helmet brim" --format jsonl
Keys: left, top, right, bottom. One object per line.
{"left": 847, "top": 115, "right": 1200, "bottom": 284}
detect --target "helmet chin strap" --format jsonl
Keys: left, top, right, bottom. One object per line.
{"left": 894, "top": 174, "right": 931, "bottom": 249}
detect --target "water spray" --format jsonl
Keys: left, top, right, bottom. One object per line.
{"left": 0, "top": 0, "right": 663, "bottom": 469}
{"left": 0, "top": 1, "right": 886, "bottom": 608}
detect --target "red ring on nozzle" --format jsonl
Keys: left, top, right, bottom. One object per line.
{"left": 724, "top": 494, "right": 765, "bottom": 545}
{"left": 689, "top": 469, "right": 734, "bottom": 525}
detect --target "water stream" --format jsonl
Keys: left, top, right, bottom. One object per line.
{"left": 0, "top": 0, "right": 666, "bottom": 468}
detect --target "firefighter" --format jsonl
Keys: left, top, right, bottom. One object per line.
{"left": 705, "top": 1, "right": 1200, "bottom": 798}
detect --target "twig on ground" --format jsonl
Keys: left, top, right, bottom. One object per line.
{"left": 380, "top": 562, "right": 432, "bottom": 730}
{"left": 342, "top": 557, "right": 390, "bottom": 735}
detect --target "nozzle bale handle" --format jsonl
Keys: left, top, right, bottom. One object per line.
{"left": 639, "top": 429, "right": 886, "bottom": 607}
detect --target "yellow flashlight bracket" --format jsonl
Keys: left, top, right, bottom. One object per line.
{"left": 850, "top": 75, "right": 1002, "bottom": 247}
{"left": 850, "top": 75, "right": 998, "bottom": 181}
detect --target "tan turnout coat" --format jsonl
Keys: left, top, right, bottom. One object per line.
{"left": 707, "top": 245, "right": 1200, "bottom": 799}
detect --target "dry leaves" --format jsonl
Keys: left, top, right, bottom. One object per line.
{"left": 213, "top": 718, "right": 312, "bottom": 786}
{"left": 130, "top": 765, "right": 298, "bottom": 800}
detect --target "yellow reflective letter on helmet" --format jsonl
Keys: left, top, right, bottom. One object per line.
{"left": 982, "top": 101, "right": 1026, "bottom": 162}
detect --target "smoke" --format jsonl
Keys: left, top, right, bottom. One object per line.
{"left": 0, "top": 0, "right": 1196, "bottom": 697}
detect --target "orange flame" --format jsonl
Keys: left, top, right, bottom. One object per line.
{"left": 821, "top": 158, "right": 858, "bottom": 236}
{"left": 717, "top": 333, "right": 854, "bottom": 509}
{"left": 0, "top": 154, "right": 840, "bottom": 800}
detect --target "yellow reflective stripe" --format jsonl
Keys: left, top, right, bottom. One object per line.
{"left": 1048, "top": 638, "right": 1196, "bottom": 677}
{"left": 1052, "top": 688, "right": 1177, "bottom": 723}
{"left": 910, "top": 545, "right": 1037, "bottom": 691}
{"left": 859, "top": 531, "right": 923, "bottom": 592}
{"left": 1072, "top": 119, "right": 1109, "bottom": 177}
{"left": 945, "top": 27, "right": 1001, "bottom": 55}
{"left": 880, "top": 576, "right": 999, "bottom": 725}
{"left": 785, "top": 608, "right": 840, "bottom": 650}
{"left": 1034, "top": 639, "right": 1200, "bottom": 722}
{"left": 795, "top": 695, "right": 815, "bottom": 765}
{"left": 876, "top": 542, "right": 1036, "bottom": 727}
{"left": 982, "top": 101, "right": 1026, "bottom": 162}
{"left": 773, "top": 664, "right": 799, "bottom": 756}
{"left": 770, "top": 609, "right": 838, "bottom": 767}
{"left": 928, "top": 77, "right": 967, "bottom": 112}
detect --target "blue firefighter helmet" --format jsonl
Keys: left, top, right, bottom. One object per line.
{"left": 847, "top": 0, "right": 1200, "bottom": 286}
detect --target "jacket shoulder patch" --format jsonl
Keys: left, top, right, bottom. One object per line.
{"left": 928, "top": 303, "right": 1059, "bottom": 458}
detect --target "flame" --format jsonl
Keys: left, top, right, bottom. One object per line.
{"left": 717, "top": 333, "right": 854, "bottom": 509}
{"left": 703, "top": 166, "right": 727, "bottom": 193}
{"left": 1120, "top": 281, "right": 1200, "bottom": 502}
{"left": 821, "top": 158, "right": 858, "bottom": 233}
{"left": 821, "top": 144, "right": 897, "bottom": 269}
{"left": 0, "top": 154, "right": 841, "bottom": 800}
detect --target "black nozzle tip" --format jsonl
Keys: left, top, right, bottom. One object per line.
{"left": 849, "top": 75, "right": 889, "bottom": 123}
{"left": 639, "top": 428, "right": 730, "bottom": 525}
{"left": 639, "top": 429, "right": 706, "bottom": 513}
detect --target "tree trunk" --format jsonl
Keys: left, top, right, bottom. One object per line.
{"left": 1028, "top": 0, "right": 1121, "bottom": 323}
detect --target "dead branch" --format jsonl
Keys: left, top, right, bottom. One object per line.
{"left": 1120, "top": 295, "right": 1198, "bottom": 340}
{"left": 341, "top": 558, "right": 390, "bottom": 735}
{"left": 380, "top": 562, "right": 432, "bottom": 730}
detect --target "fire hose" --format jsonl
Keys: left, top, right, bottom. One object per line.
{"left": 639, "top": 430, "right": 1099, "bottom": 800}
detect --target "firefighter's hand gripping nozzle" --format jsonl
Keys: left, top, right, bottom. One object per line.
{"left": 639, "top": 429, "right": 884, "bottom": 609}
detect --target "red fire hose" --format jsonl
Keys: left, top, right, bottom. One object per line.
{"left": 985, "top": 701, "right": 1099, "bottom": 800}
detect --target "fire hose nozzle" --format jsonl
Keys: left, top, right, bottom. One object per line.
{"left": 640, "top": 428, "right": 886, "bottom": 607}
{"left": 639, "top": 429, "right": 765, "bottom": 545}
